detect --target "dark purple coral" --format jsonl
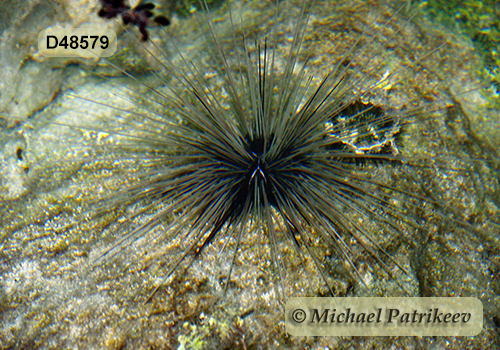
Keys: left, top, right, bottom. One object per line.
{"left": 98, "top": 0, "right": 170, "bottom": 41}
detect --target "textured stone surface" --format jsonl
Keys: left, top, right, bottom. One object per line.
{"left": 0, "top": 0, "right": 499, "bottom": 349}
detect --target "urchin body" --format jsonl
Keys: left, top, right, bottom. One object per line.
{"left": 99, "top": 7, "right": 411, "bottom": 297}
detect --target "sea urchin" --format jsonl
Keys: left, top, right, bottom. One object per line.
{"left": 85, "top": 0, "right": 438, "bottom": 300}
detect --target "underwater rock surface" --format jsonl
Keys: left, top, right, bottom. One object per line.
{"left": 0, "top": 0, "right": 499, "bottom": 349}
